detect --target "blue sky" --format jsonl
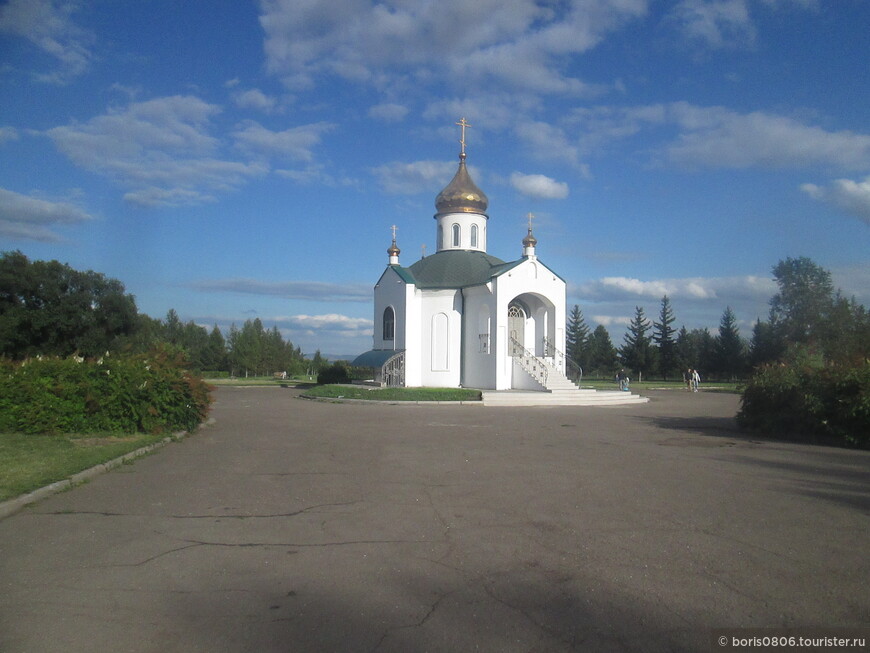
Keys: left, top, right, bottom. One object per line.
{"left": 1, "top": 0, "right": 868, "bottom": 357}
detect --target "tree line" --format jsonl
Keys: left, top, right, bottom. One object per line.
{"left": 0, "top": 251, "right": 325, "bottom": 377}
{"left": 566, "top": 257, "right": 869, "bottom": 382}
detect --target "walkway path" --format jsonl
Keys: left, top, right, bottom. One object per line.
{"left": 1, "top": 388, "right": 867, "bottom": 652}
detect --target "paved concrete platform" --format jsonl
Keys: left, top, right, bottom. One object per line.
{"left": 1, "top": 388, "right": 868, "bottom": 652}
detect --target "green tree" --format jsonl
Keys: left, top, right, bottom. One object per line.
{"left": 748, "top": 318, "right": 782, "bottom": 369}
{"left": 769, "top": 257, "right": 834, "bottom": 349}
{"left": 653, "top": 295, "right": 678, "bottom": 379}
{"left": 676, "top": 326, "right": 715, "bottom": 379}
{"left": 566, "top": 305, "right": 590, "bottom": 372}
{"left": 203, "top": 325, "right": 227, "bottom": 371}
{"left": 586, "top": 325, "right": 618, "bottom": 377}
{"left": 619, "top": 306, "right": 654, "bottom": 380}
{"left": 0, "top": 250, "right": 138, "bottom": 358}
{"left": 713, "top": 307, "right": 746, "bottom": 380}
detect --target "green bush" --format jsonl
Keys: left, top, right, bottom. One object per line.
{"left": 0, "top": 346, "right": 212, "bottom": 435}
{"left": 316, "top": 361, "right": 351, "bottom": 385}
{"left": 737, "top": 361, "right": 870, "bottom": 448}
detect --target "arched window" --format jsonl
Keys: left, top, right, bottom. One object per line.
{"left": 437, "top": 226, "right": 443, "bottom": 250}
{"left": 470, "top": 224, "right": 478, "bottom": 248}
{"left": 452, "top": 223, "right": 461, "bottom": 247}
{"left": 383, "top": 306, "right": 395, "bottom": 341}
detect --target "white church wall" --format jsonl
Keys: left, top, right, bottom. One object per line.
{"left": 461, "top": 286, "right": 496, "bottom": 389}
{"left": 373, "top": 267, "right": 408, "bottom": 351}
{"left": 418, "top": 289, "right": 462, "bottom": 387}
{"left": 435, "top": 212, "right": 487, "bottom": 252}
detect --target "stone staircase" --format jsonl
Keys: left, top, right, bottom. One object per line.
{"left": 482, "top": 351, "right": 648, "bottom": 407}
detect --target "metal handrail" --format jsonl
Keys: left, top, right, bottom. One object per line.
{"left": 543, "top": 336, "right": 583, "bottom": 383}
{"left": 382, "top": 350, "right": 405, "bottom": 387}
{"left": 510, "top": 337, "right": 549, "bottom": 386}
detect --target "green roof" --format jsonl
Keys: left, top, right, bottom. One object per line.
{"left": 351, "top": 349, "right": 404, "bottom": 368}
{"left": 401, "top": 250, "right": 522, "bottom": 289}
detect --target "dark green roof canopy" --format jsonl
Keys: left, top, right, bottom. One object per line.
{"left": 401, "top": 250, "right": 522, "bottom": 289}
{"left": 351, "top": 349, "right": 404, "bottom": 368}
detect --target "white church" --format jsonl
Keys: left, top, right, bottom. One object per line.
{"left": 353, "top": 120, "right": 646, "bottom": 405}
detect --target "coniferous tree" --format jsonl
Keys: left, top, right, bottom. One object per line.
{"left": 587, "top": 324, "right": 618, "bottom": 377}
{"left": 619, "top": 306, "right": 654, "bottom": 379}
{"left": 748, "top": 318, "right": 783, "bottom": 369}
{"left": 713, "top": 306, "right": 746, "bottom": 380}
{"left": 653, "top": 295, "right": 677, "bottom": 379}
{"left": 566, "top": 305, "right": 590, "bottom": 373}
{"left": 204, "top": 325, "right": 227, "bottom": 371}
{"left": 695, "top": 327, "right": 716, "bottom": 377}
{"left": 675, "top": 325, "right": 693, "bottom": 373}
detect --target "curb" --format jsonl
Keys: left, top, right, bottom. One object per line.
{"left": 298, "top": 394, "right": 483, "bottom": 406}
{"left": 0, "top": 418, "right": 215, "bottom": 521}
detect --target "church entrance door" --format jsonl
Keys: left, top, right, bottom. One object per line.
{"left": 508, "top": 303, "right": 525, "bottom": 357}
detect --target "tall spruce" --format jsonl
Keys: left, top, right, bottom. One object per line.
{"left": 653, "top": 295, "right": 677, "bottom": 379}
{"left": 587, "top": 324, "right": 618, "bottom": 376}
{"left": 566, "top": 305, "right": 590, "bottom": 372}
{"left": 714, "top": 306, "right": 746, "bottom": 380}
{"left": 619, "top": 306, "right": 654, "bottom": 379}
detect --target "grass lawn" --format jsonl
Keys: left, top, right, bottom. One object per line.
{"left": 302, "top": 385, "right": 482, "bottom": 402}
{"left": 577, "top": 379, "right": 742, "bottom": 393}
{"left": 0, "top": 431, "right": 168, "bottom": 502}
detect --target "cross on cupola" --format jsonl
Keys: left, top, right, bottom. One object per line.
{"left": 523, "top": 212, "right": 538, "bottom": 257}
{"left": 456, "top": 117, "right": 470, "bottom": 159}
{"left": 387, "top": 224, "right": 400, "bottom": 264}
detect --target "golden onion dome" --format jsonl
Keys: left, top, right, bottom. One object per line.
{"left": 435, "top": 153, "right": 488, "bottom": 215}
{"left": 522, "top": 227, "right": 537, "bottom": 248}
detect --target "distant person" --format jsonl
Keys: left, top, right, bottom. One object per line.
{"left": 692, "top": 369, "right": 701, "bottom": 392}
{"left": 685, "top": 368, "right": 693, "bottom": 392}
{"left": 616, "top": 369, "right": 627, "bottom": 391}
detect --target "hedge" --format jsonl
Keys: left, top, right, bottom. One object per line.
{"left": 737, "top": 361, "right": 870, "bottom": 448}
{"left": 0, "top": 347, "right": 212, "bottom": 435}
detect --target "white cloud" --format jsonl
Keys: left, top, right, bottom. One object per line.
{"left": 0, "top": 187, "right": 93, "bottom": 241}
{"left": 46, "top": 96, "right": 267, "bottom": 207}
{"left": 510, "top": 172, "right": 569, "bottom": 199}
{"left": 668, "top": 0, "right": 755, "bottom": 49}
{"left": 231, "top": 120, "right": 333, "bottom": 162}
{"left": 592, "top": 315, "right": 632, "bottom": 327}
{"left": 0, "top": 0, "right": 93, "bottom": 83}
{"left": 368, "top": 103, "right": 409, "bottom": 122}
{"left": 567, "top": 102, "right": 870, "bottom": 171}
{"left": 802, "top": 177, "right": 870, "bottom": 225}
{"left": 189, "top": 278, "right": 371, "bottom": 302}
{"left": 0, "top": 127, "right": 20, "bottom": 144}
{"left": 514, "top": 120, "right": 587, "bottom": 171}
{"left": 232, "top": 88, "right": 279, "bottom": 113}
{"left": 665, "top": 103, "right": 870, "bottom": 169}
{"left": 258, "top": 0, "right": 647, "bottom": 95}
{"left": 276, "top": 314, "right": 373, "bottom": 331}
{"left": 371, "top": 160, "right": 456, "bottom": 195}
{"left": 575, "top": 274, "right": 775, "bottom": 303}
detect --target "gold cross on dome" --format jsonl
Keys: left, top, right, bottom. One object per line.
{"left": 390, "top": 224, "right": 398, "bottom": 241}
{"left": 456, "top": 117, "right": 471, "bottom": 155}
{"left": 527, "top": 212, "right": 535, "bottom": 231}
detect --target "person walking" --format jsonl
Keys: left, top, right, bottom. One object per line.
{"left": 692, "top": 368, "right": 701, "bottom": 392}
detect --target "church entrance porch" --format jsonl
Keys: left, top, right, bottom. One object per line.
{"left": 506, "top": 294, "right": 561, "bottom": 390}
